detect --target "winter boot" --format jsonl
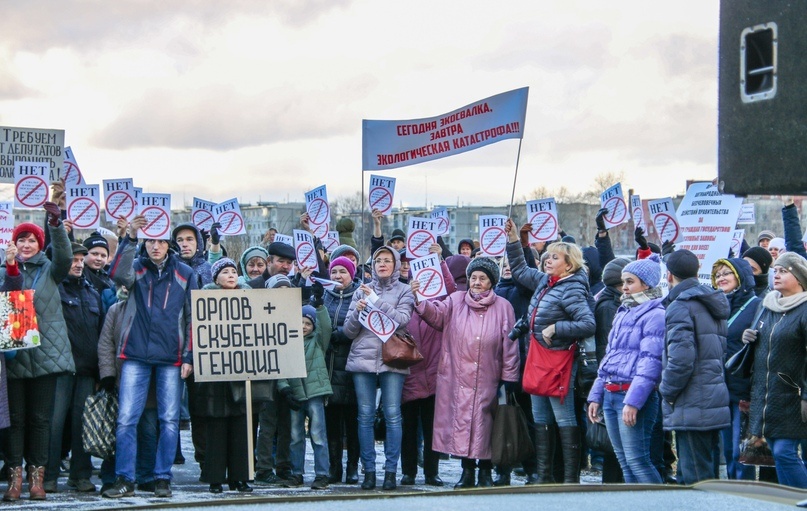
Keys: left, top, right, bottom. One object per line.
{"left": 2, "top": 466, "right": 22, "bottom": 502}
{"left": 559, "top": 426, "right": 581, "bottom": 483}
{"left": 476, "top": 467, "right": 493, "bottom": 487}
{"left": 492, "top": 466, "right": 511, "bottom": 486}
{"left": 534, "top": 424, "right": 556, "bottom": 484}
{"left": 28, "top": 466, "right": 46, "bottom": 500}
{"left": 327, "top": 442, "right": 343, "bottom": 484}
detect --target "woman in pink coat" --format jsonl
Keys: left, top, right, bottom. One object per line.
{"left": 413, "top": 257, "right": 519, "bottom": 489}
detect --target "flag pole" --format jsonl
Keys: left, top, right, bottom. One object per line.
{"left": 506, "top": 138, "right": 524, "bottom": 220}
{"left": 360, "top": 170, "right": 366, "bottom": 265}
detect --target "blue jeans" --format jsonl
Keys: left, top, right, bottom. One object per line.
{"left": 115, "top": 361, "right": 181, "bottom": 483}
{"left": 602, "top": 390, "right": 662, "bottom": 484}
{"left": 353, "top": 372, "right": 406, "bottom": 473}
{"left": 531, "top": 361, "right": 577, "bottom": 426}
{"left": 768, "top": 438, "right": 807, "bottom": 489}
{"left": 290, "top": 396, "right": 329, "bottom": 477}
{"left": 100, "top": 407, "right": 158, "bottom": 485}
{"left": 675, "top": 429, "right": 720, "bottom": 485}
{"left": 720, "top": 401, "right": 755, "bottom": 480}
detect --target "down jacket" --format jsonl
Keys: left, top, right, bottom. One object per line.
{"left": 2, "top": 222, "right": 75, "bottom": 379}
{"left": 660, "top": 278, "right": 730, "bottom": 431}
{"left": 416, "top": 289, "right": 518, "bottom": 459}
{"left": 506, "top": 241, "right": 596, "bottom": 350}
{"left": 324, "top": 281, "right": 359, "bottom": 405}
{"left": 343, "top": 247, "right": 415, "bottom": 375}
{"left": 59, "top": 275, "right": 104, "bottom": 378}
{"left": 277, "top": 306, "right": 333, "bottom": 401}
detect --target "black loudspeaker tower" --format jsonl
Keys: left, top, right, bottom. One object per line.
{"left": 718, "top": 0, "right": 807, "bottom": 196}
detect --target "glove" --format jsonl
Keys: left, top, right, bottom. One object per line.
{"left": 43, "top": 201, "right": 61, "bottom": 227}
{"left": 595, "top": 208, "right": 609, "bottom": 232}
{"left": 99, "top": 376, "right": 116, "bottom": 393}
{"left": 519, "top": 223, "right": 531, "bottom": 247}
{"left": 280, "top": 386, "right": 304, "bottom": 412}
{"left": 741, "top": 329, "right": 758, "bottom": 344}
{"left": 634, "top": 226, "right": 649, "bottom": 250}
{"left": 210, "top": 222, "right": 221, "bottom": 245}
{"left": 802, "top": 401, "right": 807, "bottom": 423}
{"left": 310, "top": 281, "right": 324, "bottom": 308}
{"left": 661, "top": 240, "right": 675, "bottom": 257}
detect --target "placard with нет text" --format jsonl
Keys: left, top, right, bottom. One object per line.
{"left": 192, "top": 288, "right": 307, "bottom": 382}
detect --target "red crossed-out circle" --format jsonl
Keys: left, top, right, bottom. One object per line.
{"left": 192, "top": 209, "right": 215, "bottom": 230}
{"left": 529, "top": 211, "right": 558, "bottom": 242}
{"left": 296, "top": 241, "right": 317, "bottom": 270}
{"left": 308, "top": 198, "right": 329, "bottom": 225}
{"left": 603, "top": 196, "right": 628, "bottom": 225}
{"left": 68, "top": 198, "right": 100, "bottom": 229}
{"left": 654, "top": 212, "right": 679, "bottom": 243}
{"left": 218, "top": 211, "right": 244, "bottom": 235}
{"left": 312, "top": 222, "right": 328, "bottom": 239}
{"left": 63, "top": 161, "right": 82, "bottom": 187}
{"left": 731, "top": 236, "right": 742, "bottom": 254}
{"left": 105, "top": 191, "right": 136, "bottom": 220}
{"left": 407, "top": 229, "right": 435, "bottom": 257}
{"left": 367, "top": 310, "right": 395, "bottom": 338}
{"left": 140, "top": 206, "right": 170, "bottom": 239}
{"left": 416, "top": 268, "right": 443, "bottom": 298}
{"left": 480, "top": 226, "right": 506, "bottom": 256}
{"left": 322, "top": 236, "right": 338, "bottom": 252}
{"left": 16, "top": 176, "right": 48, "bottom": 208}
{"left": 632, "top": 205, "right": 644, "bottom": 226}
{"left": 369, "top": 188, "right": 393, "bottom": 213}
{"left": 434, "top": 216, "right": 449, "bottom": 236}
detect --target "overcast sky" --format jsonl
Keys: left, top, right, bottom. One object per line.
{"left": 0, "top": 0, "right": 720, "bottom": 209}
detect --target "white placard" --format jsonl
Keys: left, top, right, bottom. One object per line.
{"left": 526, "top": 198, "right": 558, "bottom": 243}
{"left": 274, "top": 234, "right": 293, "bottom": 246}
{"left": 305, "top": 185, "right": 330, "bottom": 238}
{"left": 62, "top": 146, "right": 84, "bottom": 187}
{"left": 66, "top": 184, "right": 101, "bottom": 231}
{"left": 368, "top": 175, "right": 396, "bottom": 215}
{"left": 406, "top": 217, "right": 438, "bottom": 259}
{"left": 358, "top": 301, "right": 399, "bottom": 343}
{"left": 478, "top": 215, "right": 507, "bottom": 257}
{"left": 213, "top": 198, "right": 246, "bottom": 236}
{"left": 411, "top": 253, "right": 446, "bottom": 300}
{"left": 322, "top": 231, "right": 340, "bottom": 253}
{"left": 430, "top": 207, "right": 451, "bottom": 237}
{"left": 293, "top": 229, "right": 318, "bottom": 270}
{"left": 14, "top": 162, "right": 49, "bottom": 209}
{"left": 599, "top": 183, "right": 629, "bottom": 229}
{"left": 137, "top": 193, "right": 172, "bottom": 240}
{"left": 192, "top": 197, "right": 217, "bottom": 232}
{"left": 737, "top": 203, "right": 756, "bottom": 225}
{"left": 731, "top": 229, "right": 745, "bottom": 258}
{"left": 0, "top": 126, "right": 65, "bottom": 183}
{"left": 0, "top": 202, "right": 14, "bottom": 248}
{"left": 631, "top": 194, "right": 646, "bottom": 233}
{"left": 103, "top": 179, "right": 137, "bottom": 222}
{"left": 648, "top": 197, "right": 679, "bottom": 243}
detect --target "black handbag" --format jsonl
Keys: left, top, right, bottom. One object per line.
{"left": 491, "top": 392, "right": 535, "bottom": 466}
{"left": 373, "top": 401, "right": 386, "bottom": 441}
{"left": 585, "top": 415, "right": 614, "bottom": 455}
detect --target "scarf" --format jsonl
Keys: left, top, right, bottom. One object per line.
{"left": 470, "top": 289, "right": 492, "bottom": 302}
{"left": 763, "top": 290, "right": 807, "bottom": 313}
{"left": 621, "top": 286, "right": 664, "bottom": 308}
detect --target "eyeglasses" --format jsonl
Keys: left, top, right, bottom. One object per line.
{"left": 374, "top": 258, "right": 394, "bottom": 265}
{"left": 714, "top": 271, "right": 734, "bottom": 279}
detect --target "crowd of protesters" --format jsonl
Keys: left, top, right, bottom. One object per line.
{"left": 1, "top": 181, "right": 807, "bottom": 503}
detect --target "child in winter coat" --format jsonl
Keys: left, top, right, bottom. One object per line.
{"left": 278, "top": 303, "right": 333, "bottom": 489}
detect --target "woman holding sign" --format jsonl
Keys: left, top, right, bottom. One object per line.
{"left": 504, "top": 218, "right": 596, "bottom": 484}
{"left": 343, "top": 246, "right": 415, "bottom": 491}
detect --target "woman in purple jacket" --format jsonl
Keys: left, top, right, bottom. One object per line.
{"left": 587, "top": 255, "right": 665, "bottom": 484}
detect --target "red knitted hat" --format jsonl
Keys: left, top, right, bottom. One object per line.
{"left": 13, "top": 222, "right": 45, "bottom": 250}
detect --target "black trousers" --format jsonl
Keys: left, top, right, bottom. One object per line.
{"left": 401, "top": 396, "right": 439, "bottom": 478}
{"left": 5, "top": 375, "right": 58, "bottom": 468}
{"left": 325, "top": 402, "right": 359, "bottom": 474}
{"left": 204, "top": 415, "right": 249, "bottom": 485}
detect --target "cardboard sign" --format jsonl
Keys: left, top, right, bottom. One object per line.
{"left": 479, "top": 215, "right": 507, "bottom": 257}
{"left": 62, "top": 146, "right": 84, "bottom": 187}
{"left": 66, "top": 184, "right": 101, "bottom": 230}
{"left": 675, "top": 182, "right": 744, "bottom": 285}
{"left": 406, "top": 217, "right": 438, "bottom": 259}
{"left": 526, "top": 198, "right": 558, "bottom": 243}
{"left": 137, "top": 193, "right": 172, "bottom": 240}
{"left": 358, "top": 301, "right": 399, "bottom": 343}
{"left": 368, "top": 175, "right": 396, "bottom": 215}
{"left": 305, "top": 185, "right": 330, "bottom": 238}
{"left": 631, "top": 194, "right": 646, "bottom": 233}
{"left": 737, "top": 203, "right": 756, "bottom": 225}
{"left": 648, "top": 197, "right": 679, "bottom": 243}
{"left": 599, "top": 183, "right": 629, "bottom": 229}
{"left": 214, "top": 198, "right": 246, "bottom": 236}
{"left": 274, "top": 234, "right": 293, "bottom": 246}
{"left": 14, "top": 162, "right": 49, "bottom": 209}
{"left": 0, "top": 126, "right": 65, "bottom": 183}
{"left": 731, "top": 229, "right": 745, "bottom": 258}
{"left": 293, "top": 229, "right": 318, "bottom": 270}
{"left": 103, "top": 179, "right": 137, "bottom": 222}
{"left": 0, "top": 290, "right": 40, "bottom": 351}
{"left": 430, "top": 207, "right": 451, "bottom": 237}
{"left": 191, "top": 288, "right": 307, "bottom": 382}
{"left": 0, "top": 202, "right": 14, "bottom": 248}
{"left": 192, "top": 197, "right": 217, "bottom": 232}
{"left": 411, "top": 253, "right": 446, "bottom": 300}
{"left": 322, "top": 231, "right": 339, "bottom": 253}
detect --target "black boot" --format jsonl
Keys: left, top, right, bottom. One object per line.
{"left": 492, "top": 466, "right": 510, "bottom": 486}
{"left": 345, "top": 463, "right": 359, "bottom": 485}
{"left": 361, "top": 471, "right": 376, "bottom": 490}
{"left": 558, "top": 426, "right": 581, "bottom": 483}
{"left": 454, "top": 469, "right": 475, "bottom": 489}
{"left": 382, "top": 471, "right": 396, "bottom": 491}
{"left": 534, "top": 424, "right": 555, "bottom": 484}
{"left": 327, "top": 441, "right": 342, "bottom": 484}
{"left": 477, "top": 468, "right": 493, "bottom": 487}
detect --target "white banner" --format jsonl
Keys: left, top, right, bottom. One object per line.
{"left": 406, "top": 217, "right": 438, "bottom": 259}
{"left": 213, "top": 198, "right": 246, "bottom": 236}
{"left": 305, "top": 185, "right": 330, "bottom": 238}
{"left": 648, "top": 197, "right": 679, "bottom": 243}
{"left": 66, "top": 184, "right": 101, "bottom": 231}
{"left": 368, "top": 175, "right": 396, "bottom": 215}
{"left": 526, "top": 198, "right": 558, "bottom": 243}
{"left": 479, "top": 215, "right": 507, "bottom": 257}
{"left": 599, "top": 183, "right": 629, "bottom": 229}
{"left": 411, "top": 253, "right": 446, "bottom": 300}
{"left": 362, "top": 87, "right": 529, "bottom": 170}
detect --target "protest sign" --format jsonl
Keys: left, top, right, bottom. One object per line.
{"left": 358, "top": 301, "right": 399, "bottom": 343}
{"left": 311, "top": 276, "right": 340, "bottom": 290}
{"left": 406, "top": 217, "right": 438, "bottom": 259}
{"left": 479, "top": 215, "right": 507, "bottom": 257}
{"left": 648, "top": 197, "right": 679, "bottom": 243}
{"left": 363, "top": 87, "right": 528, "bottom": 170}
{"left": 192, "top": 197, "right": 217, "bottom": 232}
{"left": 526, "top": 198, "right": 558, "bottom": 243}
{"left": 214, "top": 198, "right": 246, "bottom": 236}
{"left": 731, "top": 229, "right": 745, "bottom": 258}
{"left": 66, "top": 184, "right": 101, "bottom": 230}
{"left": 430, "top": 207, "right": 450, "bottom": 237}
{"left": 631, "top": 194, "right": 646, "bottom": 233}
{"left": 191, "top": 288, "right": 307, "bottom": 382}
{"left": 737, "top": 203, "right": 756, "bottom": 225}
{"left": 62, "top": 146, "right": 84, "bottom": 187}
{"left": 0, "top": 126, "right": 65, "bottom": 183}
{"left": 14, "top": 162, "right": 49, "bottom": 209}
{"left": 411, "top": 253, "right": 446, "bottom": 300}
{"left": 600, "top": 183, "right": 629, "bottom": 229}
{"left": 137, "top": 193, "right": 172, "bottom": 240}
{"left": 0, "top": 290, "right": 40, "bottom": 351}
{"left": 0, "top": 202, "right": 13, "bottom": 248}
{"left": 322, "top": 231, "right": 339, "bottom": 253}
{"left": 675, "top": 183, "right": 744, "bottom": 285}
{"left": 274, "top": 233, "right": 293, "bottom": 246}
{"left": 293, "top": 229, "right": 318, "bottom": 270}
{"left": 305, "top": 185, "right": 330, "bottom": 238}
{"left": 103, "top": 179, "right": 137, "bottom": 222}
{"left": 368, "top": 175, "right": 396, "bottom": 215}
